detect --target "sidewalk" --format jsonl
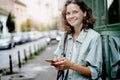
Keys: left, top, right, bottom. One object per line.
{"left": 1, "top": 44, "right": 57, "bottom": 80}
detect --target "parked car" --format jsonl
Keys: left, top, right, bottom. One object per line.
{"left": 46, "top": 30, "right": 61, "bottom": 45}
{"left": 20, "top": 32, "right": 30, "bottom": 44}
{"left": 12, "top": 32, "right": 22, "bottom": 45}
{"left": 28, "top": 31, "right": 43, "bottom": 41}
{"left": 0, "top": 33, "right": 15, "bottom": 49}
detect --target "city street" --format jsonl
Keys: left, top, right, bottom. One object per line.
{"left": 0, "top": 38, "right": 47, "bottom": 70}
{"left": 1, "top": 43, "right": 58, "bottom": 80}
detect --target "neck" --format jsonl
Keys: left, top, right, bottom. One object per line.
{"left": 74, "top": 23, "right": 83, "bottom": 34}
{"left": 72, "top": 24, "right": 83, "bottom": 41}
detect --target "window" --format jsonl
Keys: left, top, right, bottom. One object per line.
{"left": 107, "top": 0, "right": 120, "bottom": 24}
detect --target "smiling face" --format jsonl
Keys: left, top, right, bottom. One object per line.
{"left": 66, "top": 3, "right": 86, "bottom": 28}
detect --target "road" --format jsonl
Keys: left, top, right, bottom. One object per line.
{"left": 34, "top": 44, "right": 58, "bottom": 80}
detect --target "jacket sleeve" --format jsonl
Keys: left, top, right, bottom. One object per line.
{"left": 109, "top": 36, "right": 120, "bottom": 78}
{"left": 85, "top": 34, "right": 103, "bottom": 79}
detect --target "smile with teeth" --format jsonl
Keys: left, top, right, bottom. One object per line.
{"left": 69, "top": 19, "right": 76, "bottom": 23}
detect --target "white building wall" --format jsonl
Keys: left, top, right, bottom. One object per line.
{"left": 0, "top": 14, "right": 8, "bottom": 34}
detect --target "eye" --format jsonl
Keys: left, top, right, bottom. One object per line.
{"left": 73, "top": 10, "right": 78, "bottom": 14}
{"left": 66, "top": 12, "right": 70, "bottom": 15}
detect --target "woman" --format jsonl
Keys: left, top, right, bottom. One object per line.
{"left": 51, "top": 0, "right": 102, "bottom": 80}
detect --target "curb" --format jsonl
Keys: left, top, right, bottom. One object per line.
{"left": 1, "top": 72, "right": 38, "bottom": 80}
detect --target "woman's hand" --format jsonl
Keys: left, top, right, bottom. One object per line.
{"left": 51, "top": 57, "right": 72, "bottom": 70}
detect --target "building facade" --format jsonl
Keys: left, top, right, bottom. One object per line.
{"left": 14, "top": 0, "right": 27, "bottom": 32}
{"left": 0, "top": 0, "right": 27, "bottom": 33}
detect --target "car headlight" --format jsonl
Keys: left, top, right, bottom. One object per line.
{"left": 56, "top": 36, "right": 60, "bottom": 41}
{"left": 46, "top": 38, "right": 50, "bottom": 42}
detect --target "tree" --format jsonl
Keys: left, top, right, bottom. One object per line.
{"left": 6, "top": 13, "right": 15, "bottom": 33}
{"left": 21, "top": 19, "right": 31, "bottom": 32}
{"left": 0, "top": 21, "right": 3, "bottom": 33}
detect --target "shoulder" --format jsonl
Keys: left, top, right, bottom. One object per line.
{"left": 84, "top": 29, "right": 101, "bottom": 43}
{"left": 87, "top": 29, "right": 101, "bottom": 38}
{"left": 58, "top": 31, "right": 67, "bottom": 44}
{"left": 88, "top": 29, "right": 100, "bottom": 36}
{"left": 60, "top": 31, "right": 67, "bottom": 39}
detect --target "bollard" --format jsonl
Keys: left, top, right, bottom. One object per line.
{"left": 9, "top": 55, "right": 13, "bottom": 74}
{"left": 0, "top": 74, "right": 2, "bottom": 80}
{"left": 37, "top": 44, "right": 39, "bottom": 51}
{"left": 38, "top": 44, "right": 41, "bottom": 50}
{"left": 34, "top": 44, "right": 37, "bottom": 55}
{"left": 24, "top": 49, "right": 27, "bottom": 62}
{"left": 18, "top": 51, "right": 21, "bottom": 68}
{"left": 29, "top": 46, "right": 32, "bottom": 57}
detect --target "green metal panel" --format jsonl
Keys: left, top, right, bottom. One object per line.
{"left": 85, "top": 0, "right": 120, "bottom": 27}
{"left": 84, "top": 0, "right": 92, "bottom": 8}
{"left": 105, "top": 0, "right": 108, "bottom": 25}
{"left": 93, "top": 0, "right": 99, "bottom": 27}
{"left": 94, "top": 0, "right": 107, "bottom": 27}
{"left": 85, "top": 0, "right": 107, "bottom": 28}
{"left": 101, "top": 31, "right": 120, "bottom": 36}
{"left": 95, "top": 23, "right": 120, "bottom": 32}
{"left": 95, "top": 23, "right": 120, "bottom": 80}
{"left": 84, "top": 1, "right": 120, "bottom": 79}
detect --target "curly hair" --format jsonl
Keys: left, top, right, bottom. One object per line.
{"left": 61, "top": 0, "right": 96, "bottom": 34}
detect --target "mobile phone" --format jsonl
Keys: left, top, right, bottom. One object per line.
{"left": 45, "top": 59, "right": 55, "bottom": 63}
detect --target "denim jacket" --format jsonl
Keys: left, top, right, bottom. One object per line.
{"left": 54, "top": 29, "right": 102, "bottom": 80}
